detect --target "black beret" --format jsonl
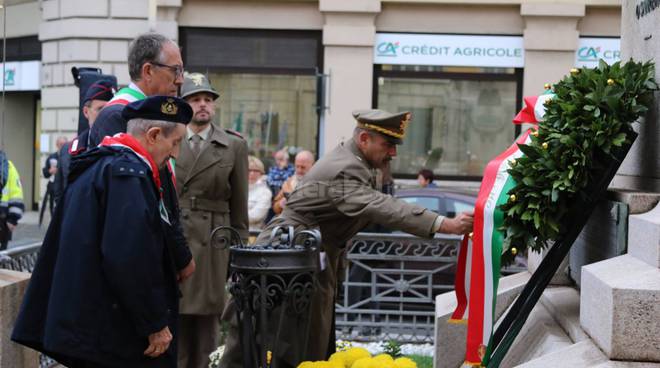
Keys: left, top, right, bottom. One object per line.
{"left": 121, "top": 96, "right": 193, "bottom": 125}
{"left": 83, "top": 79, "right": 115, "bottom": 104}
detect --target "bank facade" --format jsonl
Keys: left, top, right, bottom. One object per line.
{"left": 0, "top": 0, "right": 621, "bottom": 209}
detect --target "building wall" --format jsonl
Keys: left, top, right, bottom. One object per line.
{"left": 11, "top": 0, "right": 624, "bottom": 204}
{"left": 2, "top": 93, "right": 36, "bottom": 207}
{"left": 178, "top": 0, "right": 323, "bottom": 30}
{"left": 0, "top": 1, "right": 41, "bottom": 38}
{"left": 376, "top": 3, "right": 524, "bottom": 34}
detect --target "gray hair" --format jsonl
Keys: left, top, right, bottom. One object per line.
{"left": 128, "top": 33, "right": 174, "bottom": 81}
{"left": 353, "top": 126, "right": 376, "bottom": 140}
{"left": 127, "top": 118, "right": 178, "bottom": 137}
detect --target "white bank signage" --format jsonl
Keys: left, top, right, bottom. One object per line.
{"left": 0, "top": 60, "right": 41, "bottom": 91}
{"left": 575, "top": 38, "right": 621, "bottom": 68}
{"left": 374, "top": 33, "right": 525, "bottom": 68}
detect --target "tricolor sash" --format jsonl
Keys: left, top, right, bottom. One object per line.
{"left": 463, "top": 130, "right": 532, "bottom": 366}
{"left": 105, "top": 85, "right": 146, "bottom": 108}
{"left": 452, "top": 89, "right": 555, "bottom": 366}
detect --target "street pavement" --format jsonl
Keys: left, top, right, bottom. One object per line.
{"left": 7, "top": 211, "right": 48, "bottom": 249}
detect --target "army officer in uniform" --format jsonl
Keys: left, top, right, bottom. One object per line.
{"left": 220, "top": 109, "right": 474, "bottom": 368}
{"left": 175, "top": 72, "right": 249, "bottom": 368}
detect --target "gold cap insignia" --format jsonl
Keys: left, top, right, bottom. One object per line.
{"left": 161, "top": 98, "right": 178, "bottom": 115}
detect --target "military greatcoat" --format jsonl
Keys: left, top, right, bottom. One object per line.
{"left": 176, "top": 124, "right": 249, "bottom": 315}
{"left": 220, "top": 139, "right": 440, "bottom": 367}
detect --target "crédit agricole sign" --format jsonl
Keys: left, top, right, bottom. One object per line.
{"left": 374, "top": 33, "right": 525, "bottom": 68}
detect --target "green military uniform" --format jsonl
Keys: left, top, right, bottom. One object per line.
{"left": 176, "top": 73, "right": 249, "bottom": 368}
{"left": 220, "top": 110, "right": 443, "bottom": 368}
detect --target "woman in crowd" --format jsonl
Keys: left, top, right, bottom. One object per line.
{"left": 247, "top": 156, "right": 272, "bottom": 230}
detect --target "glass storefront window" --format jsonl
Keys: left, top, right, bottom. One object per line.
{"left": 207, "top": 73, "right": 318, "bottom": 166}
{"left": 377, "top": 73, "right": 518, "bottom": 177}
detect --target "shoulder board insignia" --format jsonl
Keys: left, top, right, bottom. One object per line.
{"left": 224, "top": 129, "right": 244, "bottom": 139}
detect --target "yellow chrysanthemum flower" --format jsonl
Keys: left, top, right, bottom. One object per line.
{"left": 374, "top": 354, "right": 394, "bottom": 361}
{"left": 317, "top": 361, "right": 345, "bottom": 368}
{"left": 394, "top": 357, "right": 418, "bottom": 368}
{"left": 297, "top": 362, "right": 315, "bottom": 368}
{"left": 372, "top": 354, "right": 397, "bottom": 368}
{"left": 344, "top": 347, "right": 371, "bottom": 367}
{"left": 329, "top": 351, "right": 348, "bottom": 367}
{"left": 352, "top": 357, "right": 376, "bottom": 368}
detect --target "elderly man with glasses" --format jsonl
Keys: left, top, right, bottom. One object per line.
{"left": 87, "top": 32, "right": 196, "bottom": 296}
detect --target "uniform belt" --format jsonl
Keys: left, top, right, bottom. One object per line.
{"left": 180, "top": 197, "right": 229, "bottom": 213}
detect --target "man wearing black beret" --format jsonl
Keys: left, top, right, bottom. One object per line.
{"left": 13, "top": 96, "right": 193, "bottom": 368}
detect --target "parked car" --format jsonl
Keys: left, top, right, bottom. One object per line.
{"left": 395, "top": 187, "right": 477, "bottom": 218}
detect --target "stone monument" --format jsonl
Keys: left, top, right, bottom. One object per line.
{"left": 0, "top": 269, "right": 38, "bottom": 367}
{"left": 580, "top": 0, "right": 660, "bottom": 363}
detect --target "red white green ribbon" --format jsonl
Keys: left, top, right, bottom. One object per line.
{"left": 464, "top": 130, "right": 532, "bottom": 366}
{"left": 449, "top": 235, "right": 471, "bottom": 323}
{"left": 513, "top": 92, "right": 555, "bottom": 124}
{"left": 105, "top": 83, "right": 146, "bottom": 107}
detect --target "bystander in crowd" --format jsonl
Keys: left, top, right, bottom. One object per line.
{"left": 272, "top": 150, "right": 315, "bottom": 215}
{"left": 417, "top": 168, "right": 438, "bottom": 188}
{"left": 0, "top": 150, "right": 24, "bottom": 251}
{"left": 248, "top": 155, "right": 272, "bottom": 230}
{"left": 41, "top": 136, "right": 67, "bottom": 223}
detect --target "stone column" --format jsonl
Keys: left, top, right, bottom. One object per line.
{"left": 39, "top": 0, "right": 150, "bottom": 142}
{"left": 0, "top": 270, "right": 38, "bottom": 368}
{"left": 520, "top": 3, "right": 584, "bottom": 97}
{"left": 612, "top": 0, "right": 660, "bottom": 192}
{"left": 520, "top": 3, "right": 585, "bottom": 281}
{"left": 318, "top": 0, "right": 380, "bottom": 154}
{"left": 579, "top": 2, "right": 660, "bottom": 363}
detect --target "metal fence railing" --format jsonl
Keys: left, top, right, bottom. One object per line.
{"left": 0, "top": 243, "right": 41, "bottom": 272}
{"left": 1, "top": 231, "right": 527, "bottom": 353}
{"left": 335, "top": 232, "right": 462, "bottom": 343}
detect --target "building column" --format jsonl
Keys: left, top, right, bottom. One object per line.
{"left": 318, "top": 0, "right": 380, "bottom": 154}
{"left": 39, "top": 0, "right": 149, "bottom": 139}
{"left": 39, "top": 0, "right": 182, "bottom": 140}
{"left": 520, "top": 3, "right": 584, "bottom": 279}
{"left": 521, "top": 3, "right": 585, "bottom": 97}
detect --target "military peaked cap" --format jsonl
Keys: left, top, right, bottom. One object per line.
{"left": 181, "top": 72, "right": 220, "bottom": 100}
{"left": 122, "top": 96, "right": 193, "bottom": 124}
{"left": 352, "top": 109, "right": 412, "bottom": 144}
{"left": 83, "top": 79, "right": 115, "bottom": 105}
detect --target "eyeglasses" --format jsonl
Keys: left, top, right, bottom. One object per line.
{"left": 150, "top": 61, "right": 184, "bottom": 78}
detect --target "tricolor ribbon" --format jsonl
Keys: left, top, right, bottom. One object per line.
{"left": 449, "top": 235, "right": 471, "bottom": 324}
{"left": 464, "top": 130, "right": 532, "bottom": 366}
{"left": 452, "top": 90, "right": 554, "bottom": 366}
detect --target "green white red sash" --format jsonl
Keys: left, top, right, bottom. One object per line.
{"left": 105, "top": 83, "right": 146, "bottom": 107}
{"left": 452, "top": 90, "right": 554, "bottom": 366}
{"left": 463, "top": 130, "right": 532, "bottom": 366}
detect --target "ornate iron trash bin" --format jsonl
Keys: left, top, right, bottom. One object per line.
{"left": 212, "top": 226, "right": 321, "bottom": 368}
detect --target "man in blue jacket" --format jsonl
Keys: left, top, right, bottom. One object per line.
{"left": 12, "top": 96, "right": 193, "bottom": 368}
